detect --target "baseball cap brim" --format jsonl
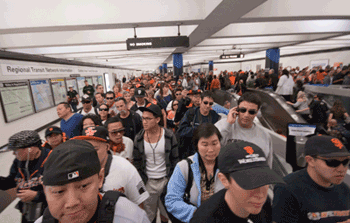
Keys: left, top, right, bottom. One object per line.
{"left": 318, "top": 151, "right": 350, "bottom": 158}
{"left": 72, "top": 136, "right": 107, "bottom": 143}
{"left": 45, "top": 130, "right": 62, "bottom": 137}
{"left": 139, "top": 106, "right": 162, "bottom": 117}
{"left": 230, "top": 166, "right": 285, "bottom": 190}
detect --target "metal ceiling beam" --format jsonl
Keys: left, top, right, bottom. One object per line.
{"left": 0, "top": 20, "right": 202, "bottom": 35}
{"left": 162, "top": 0, "right": 268, "bottom": 64}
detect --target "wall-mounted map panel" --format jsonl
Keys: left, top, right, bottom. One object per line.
{"left": 76, "top": 77, "right": 85, "bottom": 97}
{"left": 0, "top": 81, "right": 35, "bottom": 122}
{"left": 30, "top": 79, "right": 55, "bottom": 112}
{"left": 51, "top": 79, "right": 67, "bottom": 105}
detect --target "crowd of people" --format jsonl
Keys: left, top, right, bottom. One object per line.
{"left": 0, "top": 66, "right": 350, "bottom": 223}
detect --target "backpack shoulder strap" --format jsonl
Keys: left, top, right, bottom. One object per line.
{"left": 97, "top": 191, "right": 126, "bottom": 223}
{"left": 184, "top": 158, "right": 193, "bottom": 195}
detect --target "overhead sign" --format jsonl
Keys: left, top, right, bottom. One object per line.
{"left": 126, "top": 36, "right": 189, "bottom": 50}
{"left": 220, "top": 54, "right": 244, "bottom": 59}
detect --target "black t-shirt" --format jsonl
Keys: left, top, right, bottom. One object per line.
{"left": 190, "top": 189, "right": 271, "bottom": 223}
{"left": 117, "top": 111, "right": 142, "bottom": 141}
{"left": 309, "top": 100, "right": 328, "bottom": 123}
{"left": 67, "top": 90, "right": 78, "bottom": 99}
{"left": 273, "top": 168, "right": 350, "bottom": 223}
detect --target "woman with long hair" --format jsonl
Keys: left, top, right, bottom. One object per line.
{"left": 165, "top": 123, "right": 224, "bottom": 223}
{"left": 113, "top": 84, "right": 123, "bottom": 98}
{"left": 287, "top": 91, "right": 310, "bottom": 121}
{"left": 98, "top": 103, "right": 111, "bottom": 125}
{"left": 167, "top": 99, "right": 179, "bottom": 132}
{"left": 328, "top": 99, "right": 350, "bottom": 124}
{"left": 123, "top": 90, "right": 135, "bottom": 110}
{"left": 78, "top": 114, "right": 102, "bottom": 134}
{"left": 156, "top": 82, "right": 173, "bottom": 110}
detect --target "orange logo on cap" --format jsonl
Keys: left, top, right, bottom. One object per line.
{"left": 85, "top": 128, "right": 97, "bottom": 136}
{"left": 331, "top": 138, "right": 343, "bottom": 149}
{"left": 244, "top": 146, "right": 254, "bottom": 155}
{"left": 146, "top": 103, "right": 152, "bottom": 108}
{"left": 49, "top": 128, "right": 53, "bottom": 131}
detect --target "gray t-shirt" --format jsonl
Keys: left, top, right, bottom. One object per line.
{"left": 215, "top": 118, "right": 273, "bottom": 168}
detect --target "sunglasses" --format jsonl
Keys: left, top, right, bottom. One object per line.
{"left": 106, "top": 97, "right": 114, "bottom": 100}
{"left": 203, "top": 101, "right": 214, "bottom": 106}
{"left": 238, "top": 107, "right": 257, "bottom": 115}
{"left": 173, "top": 103, "right": 179, "bottom": 106}
{"left": 175, "top": 93, "right": 181, "bottom": 96}
{"left": 100, "top": 108, "right": 109, "bottom": 111}
{"left": 109, "top": 128, "right": 125, "bottom": 135}
{"left": 82, "top": 101, "right": 91, "bottom": 104}
{"left": 315, "top": 157, "right": 350, "bottom": 168}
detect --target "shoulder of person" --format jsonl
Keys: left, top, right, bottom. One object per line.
{"left": 122, "top": 136, "right": 133, "bottom": 145}
{"left": 134, "top": 129, "right": 145, "bottom": 142}
{"left": 113, "top": 196, "right": 149, "bottom": 222}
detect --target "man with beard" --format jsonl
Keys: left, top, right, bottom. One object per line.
{"left": 115, "top": 97, "right": 143, "bottom": 141}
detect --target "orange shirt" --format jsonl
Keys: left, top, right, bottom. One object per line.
{"left": 229, "top": 76, "right": 236, "bottom": 85}
{"left": 210, "top": 79, "right": 221, "bottom": 89}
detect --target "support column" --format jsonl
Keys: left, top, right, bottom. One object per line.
{"left": 159, "top": 66, "right": 163, "bottom": 75}
{"left": 265, "top": 48, "right": 280, "bottom": 74}
{"left": 173, "top": 53, "right": 183, "bottom": 80}
{"left": 163, "top": 63, "right": 167, "bottom": 74}
{"left": 209, "top": 61, "right": 214, "bottom": 72}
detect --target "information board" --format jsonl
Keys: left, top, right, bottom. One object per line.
{"left": 0, "top": 81, "right": 35, "bottom": 122}
{"left": 76, "top": 77, "right": 85, "bottom": 97}
{"left": 92, "top": 76, "right": 98, "bottom": 86}
{"left": 30, "top": 80, "right": 55, "bottom": 112}
{"left": 51, "top": 79, "right": 67, "bottom": 105}
{"left": 85, "top": 77, "right": 93, "bottom": 86}
{"left": 66, "top": 78, "right": 78, "bottom": 92}
{"left": 97, "top": 76, "right": 103, "bottom": 85}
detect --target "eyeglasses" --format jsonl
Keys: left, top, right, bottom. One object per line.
{"left": 109, "top": 128, "right": 125, "bottom": 136}
{"left": 203, "top": 101, "right": 214, "bottom": 106}
{"left": 142, "top": 117, "right": 155, "bottom": 121}
{"left": 100, "top": 108, "right": 109, "bottom": 111}
{"left": 315, "top": 157, "right": 350, "bottom": 168}
{"left": 238, "top": 107, "right": 257, "bottom": 115}
{"left": 106, "top": 97, "right": 114, "bottom": 100}
{"left": 82, "top": 101, "right": 91, "bottom": 104}
{"left": 175, "top": 93, "right": 181, "bottom": 96}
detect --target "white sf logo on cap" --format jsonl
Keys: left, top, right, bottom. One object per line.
{"left": 68, "top": 171, "right": 79, "bottom": 180}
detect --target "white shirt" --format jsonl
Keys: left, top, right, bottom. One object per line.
{"left": 275, "top": 75, "right": 295, "bottom": 95}
{"left": 111, "top": 136, "right": 134, "bottom": 161}
{"left": 144, "top": 130, "right": 167, "bottom": 179}
{"left": 102, "top": 155, "right": 149, "bottom": 205}
{"left": 80, "top": 107, "right": 97, "bottom": 115}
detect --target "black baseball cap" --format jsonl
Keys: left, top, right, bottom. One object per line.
{"left": 218, "top": 141, "right": 284, "bottom": 190}
{"left": 188, "top": 89, "right": 202, "bottom": 95}
{"left": 43, "top": 140, "right": 101, "bottom": 186}
{"left": 45, "top": 126, "right": 63, "bottom": 137}
{"left": 305, "top": 135, "right": 350, "bottom": 158}
{"left": 134, "top": 88, "right": 146, "bottom": 98}
{"left": 8, "top": 130, "right": 41, "bottom": 150}
{"left": 72, "top": 126, "right": 108, "bottom": 142}
{"left": 139, "top": 103, "right": 162, "bottom": 117}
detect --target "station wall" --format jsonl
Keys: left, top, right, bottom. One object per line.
{"left": 0, "top": 59, "right": 135, "bottom": 148}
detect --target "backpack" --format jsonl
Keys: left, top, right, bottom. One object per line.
{"left": 42, "top": 191, "right": 126, "bottom": 223}
{"left": 160, "top": 158, "right": 193, "bottom": 223}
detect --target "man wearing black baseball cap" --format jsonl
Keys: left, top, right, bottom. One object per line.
{"left": 72, "top": 126, "right": 149, "bottom": 207}
{"left": 42, "top": 126, "right": 67, "bottom": 150}
{"left": 35, "top": 140, "right": 150, "bottom": 223}
{"left": 190, "top": 141, "right": 284, "bottom": 223}
{"left": 130, "top": 88, "right": 148, "bottom": 117}
{"left": 272, "top": 135, "right": 350, "bottom": 223}
{"left": 134, "top": 103, "right": 179, "bottom": 223}
{"left": 1, "top": 130, "right": 51, "bottom": 223}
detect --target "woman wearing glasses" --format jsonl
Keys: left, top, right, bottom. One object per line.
{"left": 165, "top": 123, "right": 224, "bottom": 223}
{"left": 98, "top": 103, "right": 111, "bottom": 125}
{"left": 105, "top": 116, "right": 134, "bottom": 162}
{"left": 215, "top": 92, "right": 273, "bottom": 168}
